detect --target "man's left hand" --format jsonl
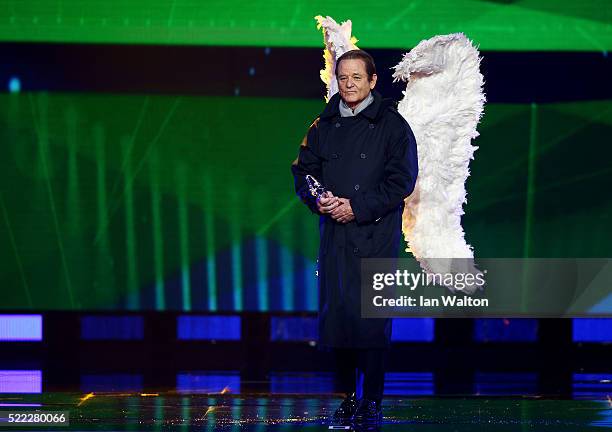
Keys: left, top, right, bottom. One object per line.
{"left": 330, "top": 198, "right": 355, "bottom": 223}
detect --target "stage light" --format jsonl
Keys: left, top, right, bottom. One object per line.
{"left": 573, "top": 318, "right": 612, "bottom": 342}
{"left": 8, "top": 76, "right": 20, "bottom": 93}
{"left": 0, "top": 315, "right": 42, "bottom": 341}
{"left": 474, "top": 318, "right": 538, "bottom": 342}
{"left": 474, "top": 372, "right": 538, "bottom": 396}
{"left": 391, "top": 318, "right": 434, "bottom": 342}
{"left": 176, "top": 372, "right": 240, "bottom": 394}
{"left": 81, "top": 374, "right": 143, "bottom": 392}
{"left": 270, "top": 316, "right": 317, "bottom": 341}
{"left": 177, "top": 315, "right": 241, "bottom": 340}
{"left": 384, "top": 372, "right": 434, "bottom": 396}
{"left": 80, "top": 316, "right": 144, "bottom": 340}
{"left": 0, "top": 370, "right": 42, "bottom": 393}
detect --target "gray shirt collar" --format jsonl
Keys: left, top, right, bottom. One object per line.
{"left": 339, "top": 92, "right": 374, "bottom": 117}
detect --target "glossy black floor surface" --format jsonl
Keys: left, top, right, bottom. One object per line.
{"left": 1, "top": 390, "right": 610, "bottom": 431}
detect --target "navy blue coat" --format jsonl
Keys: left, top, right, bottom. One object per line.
{"left": 291, "top": 90, "right": 418, "bottom": 349}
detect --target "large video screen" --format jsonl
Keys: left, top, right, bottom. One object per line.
{"left": 0, "top": 2, "right": 610, "bottom": 311}
{"left": 0, "top": 0, "right": 610, "bottom": 50}
{"left": 1, "top": 93, "right": 610, "bottom": 310}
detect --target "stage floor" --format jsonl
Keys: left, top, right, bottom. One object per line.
{"left": 1, "top": 370, "right": 611, "bottom": 430}
{"left": 1, "top": 391, "right": 610, "bottom": 431}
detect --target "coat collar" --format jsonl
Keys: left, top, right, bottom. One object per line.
{"left": 319, "top": 89, "right": 393, "bottom": 121}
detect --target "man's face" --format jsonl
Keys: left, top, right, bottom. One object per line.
{"left": 337, "top": 58, "right": 377, "bottom": 108}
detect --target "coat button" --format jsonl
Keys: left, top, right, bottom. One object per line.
{"left": 332, "top": 153, "right": 338, "bottom": 159}
{"left": 369, "top": 123, "right": 375, "bottom": 129}
{"left": 360, "top": 153, "right": 366, "bottom": 159}
{"left": 335, "top": 122, "right": 341, "bottom": 128}
{"left": 354, "top": 184, "right": 360, "bottom": 191}
{"left": 353, "top": 247, "right": 359, "bottom": 254}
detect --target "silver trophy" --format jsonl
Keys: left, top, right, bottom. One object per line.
{"left": 305, "top": 174, "right": 328, "bottom": 199}
{"left": 307, "top": 174, "right": 381, "bottom": 222}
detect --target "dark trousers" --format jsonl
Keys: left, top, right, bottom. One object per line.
{"left": 333, "top": 348, "right": 389, "bottom": 404}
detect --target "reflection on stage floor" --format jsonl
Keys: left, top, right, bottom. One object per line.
{"left": 0, "top": 371, "right": 610, "bottom": 431}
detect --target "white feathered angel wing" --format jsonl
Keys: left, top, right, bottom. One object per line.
{"left": 393, "top": 33, "right": 486, "bottom": 293}
{"left": 314, "top": 15, "right": 358, "bottom": 101}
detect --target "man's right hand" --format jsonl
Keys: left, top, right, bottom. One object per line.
{"left": 317, "top": 191, "right": 340, "bottom": 214}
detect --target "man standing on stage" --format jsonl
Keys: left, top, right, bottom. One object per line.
{"left": 291, "top": 49, "right": 418, "bottom": 426}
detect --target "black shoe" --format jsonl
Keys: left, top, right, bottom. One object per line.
{"left": 352, "top": 398, "right": 382, "bottom": 426}
{"left": 331, "top": 392, "right": 359, "bottom": 424}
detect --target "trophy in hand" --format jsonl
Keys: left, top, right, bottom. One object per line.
{"left": 305, "top": 174, "right": 329, "bottom": 199}
{"left": 307, "top": 174, "right": 381, "bottom": 222}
